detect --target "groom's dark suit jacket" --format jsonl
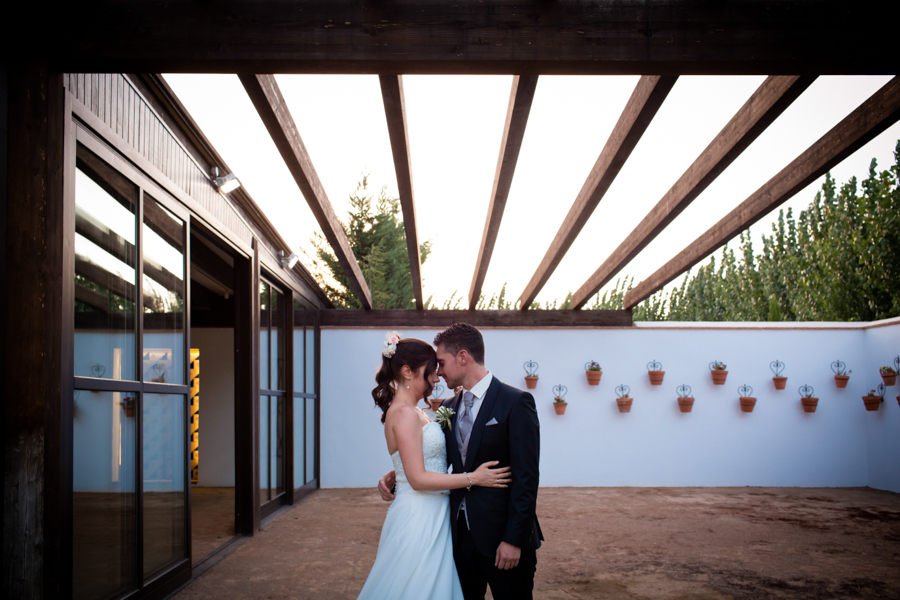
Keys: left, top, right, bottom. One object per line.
{"left": 441, "top": 376, "right": 543, "bottom": 557}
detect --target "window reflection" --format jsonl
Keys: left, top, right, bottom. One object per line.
{"left": 293, "top": 397, "right": 304, "bottom": 485}
{"left": 306, "top": 398, "right": 316, "bottom": 485}
{"left": 74, "top": 146, "right": 137, "bottom": 381}
{"left": 73, "top": 390, "right": 136, "bottom": 600}
{"left": 259, "top": 396, "right": 269, "bottom": 504}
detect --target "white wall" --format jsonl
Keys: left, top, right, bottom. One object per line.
{"left": 320, "top": 320, "right": 900, "bottom": 492}
{"left": 191, "top": 328, "right": 236, "bottom": 488}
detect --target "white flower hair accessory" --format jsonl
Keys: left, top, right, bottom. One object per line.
{"left": 382, "top": 331, "right": 402, "bottom": 358}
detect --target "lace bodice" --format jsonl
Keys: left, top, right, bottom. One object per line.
{"left": 391, "top": 421, "right": 448, "bottom": 495}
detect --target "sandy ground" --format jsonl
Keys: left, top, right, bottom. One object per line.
{"left": 191, "top": 487, "right": 236, "bottom": 564}
{"left": 174, "top": 487, "right": 900, "bottom": 600}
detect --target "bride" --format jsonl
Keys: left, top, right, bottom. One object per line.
{"left": 358, "top": 335, "right": 511, "bottom": 600}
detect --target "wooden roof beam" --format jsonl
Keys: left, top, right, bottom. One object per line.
{"left": 239, "top": 74, "right": 373, "bottom": 310}
{"left": 379, "top": 75, "right": 424, "bottom": 310}
{"left": 518, "top": 76, "right": 677, "bottom": 309}
{"left": 571, "top": 75, "right": 816, "bottom": 309}
{"left": 624, "top": 76, "right": 900, "bottom": 310}
{"left": 469, "top": 75, "right": 539, "bottom": 309}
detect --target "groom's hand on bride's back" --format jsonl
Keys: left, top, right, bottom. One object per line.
{"left": 378, "top": 470, "right": 397, "bottom": 501}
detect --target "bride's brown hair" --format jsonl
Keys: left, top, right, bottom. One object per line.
{"left": 372, "top": 338, "right": 438, "bottom": 423}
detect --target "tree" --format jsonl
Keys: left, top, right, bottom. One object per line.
{"left": 310, "top": 176, "right": 431, "bottom": 309}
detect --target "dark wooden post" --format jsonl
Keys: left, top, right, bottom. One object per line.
{"left": 2, "top": 62, "right": 67, "bottom": 599}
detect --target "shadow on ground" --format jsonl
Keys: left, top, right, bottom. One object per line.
{"left": 174, "top": 487, "right": 900, "bottom": 600}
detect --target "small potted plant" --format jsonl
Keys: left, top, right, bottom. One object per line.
{"left": 799, "top": 384, "right": 818, "bottom": 413}
{"left": 770, "top": 359, "right": 787, "bottom": 390}
{"left": 553, "top": 384, "right": 568, "bottom": 415}
{"left": 738, "top": 384, "right": 757, "bottom": 413}
{"left": 585, "top": 361, "right": 602, "bottom": 385}
{"left": 862, "top": 385, "right": 884, "bottom": 412}
{"left": 709, "top": 361, "right": 728, "bottom": 385}
{"left": 427, "top": 384, "right": 445, "bottom": 412}
{"left": 120, "top": 396, "right": 136, "bottom": 418}
{"left": 676, "top": 384, "right": 694, "bottom": 413}
{"left": 647, "top": 360, "right": 665, "bottom": 385}
{"left": 523, "top": 360, "right": 539, "bottom": 390}
{"left": 880, "top": 364, "right": 897, "bottom": 386}
{"left": 832, "top": 360, "right": 851, "bottom": 388}
{"left": 615, "top": 384, "right": 633, "bottom": 413}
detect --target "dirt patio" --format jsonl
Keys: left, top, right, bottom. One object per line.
{"left": 173, "top": 487, "right": 900, "bottom": 600}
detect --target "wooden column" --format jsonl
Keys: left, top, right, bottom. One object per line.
{"left": 2, "top": 62, "right": 67, "bottom": 599}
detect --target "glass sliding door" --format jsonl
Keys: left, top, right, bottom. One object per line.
{"left": 292, "top": 300, "right": 319, "bottom": 491}
{"left": 259, "top": 280, "right": 286, "bottom": 511}
{"left": 72, "top": 134, "right": 191, "bottom": 599}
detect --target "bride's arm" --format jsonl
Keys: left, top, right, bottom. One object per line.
{"left": 391, "top": 408, "right": 509, "bottom": 492}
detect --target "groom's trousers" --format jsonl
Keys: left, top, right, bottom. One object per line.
{"left": 455, "top": 515, "right": 537, "bottom": 600}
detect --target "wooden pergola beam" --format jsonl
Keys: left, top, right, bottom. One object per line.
{"left": 469, "top": 75, "right": 539, "bottom": 309}
{"left": 39, "top": 2, "right": 894, "bottom": 75}
{"left": 319, "top": 309, "right": 633, "bottom": 329}
{"left": 518, "top": 76, "right": 677, "bottom": 309}
{"left": 624, "top": 76, "right": 900, "bottom": 309}
{"left": 239, "top": 74, "right": 373, "bottom": 310}
{"left": 571, "top": 75, "right": 816, "bottom": 309}
{"left": 379, "top": 75, "right": 423, "bottom": 310}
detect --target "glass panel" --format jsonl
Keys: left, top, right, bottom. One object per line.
{"left": 143, "top": 394, "right": 186, "bottom": 580}
{"left": 292, "top": 308, "right": 305, "bottom": 395}
{"left": 270, "top": 288, "right": 285, "bottom": 391}
{"left": 143, "top": 196, "right": 185, "bottom": 385}
{"left": 259, "top": 395, "right": 269, "bottom": 505}
{"left": 305, "top": 313, "right": 316, "bottom": 394}
{"left": 306, "top": 398, "right": 316, "bottom": 485}
{"left": 259, "top": 283, "right": 270, "bottom": 390}
{"left": 293, "top": 397, "right": 304, "bottom": 487}
{"left": 273, "top": 397, "right": 285, "bottom": 497}
{"left": 73, "top": 390, "right": 136, "bottom": 600}
{"left": 74, "top": 145, "right": 138, "bottom": 382}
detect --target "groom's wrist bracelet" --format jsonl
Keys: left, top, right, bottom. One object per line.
{"left": 464, "top": 472, "right": 473, "bottom": 491}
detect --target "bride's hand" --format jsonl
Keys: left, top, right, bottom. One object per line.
{"left": 470, "top": 461, "right": 512, "bottom": 488}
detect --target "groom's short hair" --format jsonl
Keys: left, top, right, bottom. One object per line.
{"left": 434, "top": 323, "right": 485, "bottom": 365}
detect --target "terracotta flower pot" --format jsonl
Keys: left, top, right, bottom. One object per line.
{"left": 616, "top": 398, "right": 633, "bottom": 413}
{"left": 677, "top": 397, "right": 695, "bottom": 413}
{"left": 739, "top": 396, "right": 757, "bottom": 413}
{"left": 648, "top": 371, "right": 665, "bottom": 385}
{"left": 834, "top": 375, "right": 850, "bottom": 388}
{"left": 428, "top": 398, "right": 443, "bottom": 412}
{"left": 553, "top": 401, "right": 567, "bottom": 415}
{"left": 772, "top": 376, "right": 787, "bottom": 390}
{"left": 801, "top": 397, "right": 819, "bottom": 413}
{"left": 586, "top": 370, "right": 602, "bottom": 385}
{"left": 862, "top": 395, "right": 881, "bottom": 411}
{"left": 524, "top": 375, "right": 538, "bottom": 389}
{"left": 711, "top": 370, "right": 728, "bottom": 385}
{"left": 881, "top": 372, "right": 897, "bottom": 386}
{"left": 123, "top": 405, "right": 136, "bottom": 418}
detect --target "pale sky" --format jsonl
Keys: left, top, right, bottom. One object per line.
{"left": 163, "top": 74, "right": 899, "bottom": 307}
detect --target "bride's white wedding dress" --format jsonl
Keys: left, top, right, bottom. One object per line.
{"left": 358, "top": 421, "right": 464, "bottom": 600}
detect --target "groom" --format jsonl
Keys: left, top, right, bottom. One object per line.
{"left": 379, "top": 323, "right": 543, "bottom": 599}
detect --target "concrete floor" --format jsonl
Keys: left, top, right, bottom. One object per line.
{"left": 191, "top": 487, "right": 235, "bottom": 564}
{"left": 175, "top": 487, "right": 900, "bottom": 600}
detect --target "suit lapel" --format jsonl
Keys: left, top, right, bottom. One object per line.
{"left": 463, "top": 377, "right": 501, "bottom": 472}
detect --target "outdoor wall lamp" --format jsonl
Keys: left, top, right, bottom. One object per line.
{"left": 279, "top": 250, "right": 299, "bottom": 269}
{"left": 211, "top": 167, "right": 241, "bottom": 193}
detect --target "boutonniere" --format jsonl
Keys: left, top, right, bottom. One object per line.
{"left": 434, "top": 406, "right": 455, "bottom": 430}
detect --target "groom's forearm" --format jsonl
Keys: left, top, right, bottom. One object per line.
{"left": 502, "top": 392, "right": 540, "bottom": 547}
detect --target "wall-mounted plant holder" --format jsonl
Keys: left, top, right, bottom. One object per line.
{"left": 832, "top": 360, "right": 850, "bottom": 388}
{"left": 862, "top": 384, "right": 884, "bottom": 412}
{"left": 585, "top": 361, "right": 602, "bottom": 386}
{"left": 710, "top": 361, "right": 728, "bottom": 385}
{"left": 91, "top": 364, "right": 106, "bottom": 379}
{"left": 427, "top": 384, "right": 446, "bottom": 411}
{"left": 770, "top": 359, "right": 787, "bottom": 390}
{"left": 738, "top": 384, "right": 757, "bottom": 413}
{"left": 647, "top": 360, "right": 665, "bottom": 385}
{"left": 880, "top": 356, "right": 898, "bottom": 386}
{"left": 524, "top": 360, "right": 539, "bottom": 390}
{"left": 151, "top": 361, "right": 167, "bottom": 383}
{"left": 676, "top": 384, "right": 694, "bottom": 413}
{"left": 615, "top": 384, "right": 632, "bottom": 413}
{"left": 799, "top": 385, "right": 818, "bottom": 413}
{"left": 553, "top": 384, "right": 568, "bottom": 415}
{"left": 121, "top": 396, "right": 136, "bottom": 418}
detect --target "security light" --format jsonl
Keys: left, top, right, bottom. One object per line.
{"left": 279, "top": 250, "right": 299, "bottom": 270}
{"left": 211, "top": 167, "right": 241, "bottom": 193}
